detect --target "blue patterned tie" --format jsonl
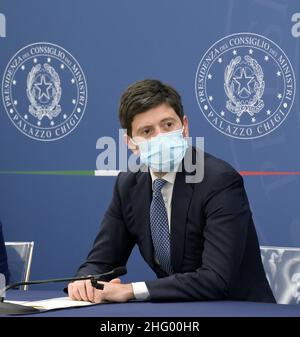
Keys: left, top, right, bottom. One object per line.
{"left": 150, "top": 178, "right": 173, "bottom": 274}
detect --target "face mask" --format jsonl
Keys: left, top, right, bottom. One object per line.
{"left": 131, "top": 127, "right": 188, "bottom": 172}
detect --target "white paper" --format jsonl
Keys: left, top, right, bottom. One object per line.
{"left": 6, "top": 297, "right": 97, "bottom": 310}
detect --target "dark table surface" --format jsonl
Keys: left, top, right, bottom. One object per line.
{"left": 2, "top": 290, "right": 300, "bottom": 317}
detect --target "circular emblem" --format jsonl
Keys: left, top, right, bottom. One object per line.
{"left": 195, "top": 33, "right": 296, "bottom": 139}
{"left": 2, "top": 42, "right": 88, "bottom": 141}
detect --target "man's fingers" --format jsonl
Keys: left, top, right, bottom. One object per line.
{"left": 85, "top": 280, "right": 95, "bottom": 302}
{"left": 73, "top": 287, "right": 82, "bottom": 301}
{"left": 68, "top": 282, "right": 81, "bottom": 301}
{"left": 68, "top": 283, "right": 75, "bottom": 300}
{"left": 76, "top": 281, "right": 89, "bottom": 302}
{"left": 70, "top": 278, "right": 122, "bottom": 303}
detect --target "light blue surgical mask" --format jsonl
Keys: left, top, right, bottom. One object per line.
{"left": 131, "top": 127, "right": 188, "bottom": 172}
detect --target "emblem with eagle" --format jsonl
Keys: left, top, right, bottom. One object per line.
{"left": 26, "top": 63, "right": 62, "bottom": 120}
{"left": 224, "top": 55, "right": 265, "bottom": 117}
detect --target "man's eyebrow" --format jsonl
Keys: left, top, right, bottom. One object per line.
{"left": 160, "top": 117, "right": 177, "bottom": 123}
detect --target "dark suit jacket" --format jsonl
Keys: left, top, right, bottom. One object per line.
{"left": 0, "top": 221, "right": 9, "bottom": 284}
{"left": 76, "top": 149, "right": 275, "bottom": 303}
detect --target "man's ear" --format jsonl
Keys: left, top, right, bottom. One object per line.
{"left": 183, "top": 115, "right": 189, "bottom": 137}
{"left": 123, "top": 133, "right": 139, "bottom": 155}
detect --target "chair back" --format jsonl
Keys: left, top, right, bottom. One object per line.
{"left": 5, "top": 242, "right": 34, "bottom": 290}
{"left": 260, "top": 246, "right": 300, "bottom": 304}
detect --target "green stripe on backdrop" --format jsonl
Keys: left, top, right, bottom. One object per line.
{"left": 0, "top": 170, "right": 121, "bottom": 176}
{"left": 0, "top": 170, "right": 95, "bottom": 176}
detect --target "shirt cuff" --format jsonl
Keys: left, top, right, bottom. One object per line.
{"left": 132, "top": 282, "right": 150, "bottom": 301}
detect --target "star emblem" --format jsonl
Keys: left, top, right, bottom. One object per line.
{"left": 34, "top": 75, "right": 53, "bottom": 101}
{"left": 233, "top": 67, "right": 255, "bottom": 96}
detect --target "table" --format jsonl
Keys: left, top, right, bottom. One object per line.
{"left": 3, "top": 290, "right": 300, "bottom": 317}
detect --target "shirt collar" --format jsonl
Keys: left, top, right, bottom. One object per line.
{"left": 149, "top": 168, "right": 177, "bottom": 186}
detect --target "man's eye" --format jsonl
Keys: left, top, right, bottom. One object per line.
{"left": 165, "top": 122, "right": 173, "bottom": 128}
{"left": 142, "top": 129, "right": 150, "bottom": 135}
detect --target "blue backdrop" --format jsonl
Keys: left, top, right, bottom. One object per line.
{"left": 0, "top": 0, "right": 299, "bottom": 288}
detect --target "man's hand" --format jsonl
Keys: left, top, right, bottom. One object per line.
{"left": 68, "top": 278, "right": 135, "bottom": 303}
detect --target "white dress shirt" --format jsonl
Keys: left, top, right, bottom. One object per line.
{"left": 131, "top": 168, "right": 177, "bottom": 301}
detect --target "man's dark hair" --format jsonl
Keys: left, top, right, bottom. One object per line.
{"left": 119, "top": 79, "right": 184, "bottom": 136}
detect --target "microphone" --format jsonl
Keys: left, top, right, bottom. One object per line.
{"left": 0, "top": 266, "right": 127, "bottom": 303}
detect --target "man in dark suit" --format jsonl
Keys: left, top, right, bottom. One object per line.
{"left": 68, "top": 79, "right": 275, "bottom": 304}
{"left": 0, "top": 221, "right": 9, "bottom": 284}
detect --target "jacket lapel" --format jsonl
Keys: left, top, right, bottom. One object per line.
{"left": 170, "top": 168, "right": 194, "bottom": 272}
{"left": 130, "top": 170, "right": 156, "bottom": 269}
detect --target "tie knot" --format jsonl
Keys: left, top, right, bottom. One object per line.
{"left": 153, "top": 178, "right": 167, "bottom": 194}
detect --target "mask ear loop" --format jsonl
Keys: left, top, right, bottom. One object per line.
{"left": 130, "top": 137, "right": 138, "bottom": 146}
{"left": 129, "top": 137, "right": 141, "bottom": 155}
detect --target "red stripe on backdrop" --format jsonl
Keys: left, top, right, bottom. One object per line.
{"left": 239, "top": 172, "right": 300, "bottom": 176}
